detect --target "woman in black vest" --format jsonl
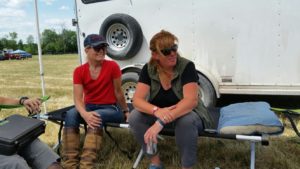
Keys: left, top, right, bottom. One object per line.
{"left": 129, "top": 30, "right": 210, "bottom": 169}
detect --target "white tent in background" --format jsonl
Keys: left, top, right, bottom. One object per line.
{"left": 12, "top": 49, "right": 26, "bottom": 54}
{"left": 34, "top": 0, "right": 47, "bottom": 113}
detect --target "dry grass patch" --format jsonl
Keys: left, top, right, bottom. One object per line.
{"left": 0, "top": 54, "right": 299, "bottom": 169}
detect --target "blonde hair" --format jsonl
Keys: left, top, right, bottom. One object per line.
{"left": 149, "top": 30, "right": 178, "bottom": 66}
{"left": 148, "top": 30, "right": 178, "bottom": 88}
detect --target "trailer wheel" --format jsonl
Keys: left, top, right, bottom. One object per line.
{"left": 198, "top": 73, "right": 216, "bottom": 108}
{"left": 100, "top": 14, "right": 143, "bottom": 60}
{"left": 122, "top": 72, "right": 139, "bottom": 103}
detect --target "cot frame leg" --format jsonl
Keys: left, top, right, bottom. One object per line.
{"left": 132, "top": 148, "right": 144, "bottom": 169}
{"left": 52, "top": 141, "right": 60, "bottom": 151}
{"left": 250, "top": 141, "right": 255, "bottom": 169}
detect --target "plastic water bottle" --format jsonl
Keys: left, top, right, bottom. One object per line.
{"left": 146, "top": 139, "right": 157, "bottom": 155}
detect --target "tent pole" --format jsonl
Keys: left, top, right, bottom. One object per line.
{"left": 74, "top": 0, "right": 83, "bottom": 64}
{"left": 34, "top": 0, "right": 47, "bottom": 114}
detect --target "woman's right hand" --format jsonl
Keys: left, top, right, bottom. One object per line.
{"left": 23, "top": 98, "right": 41, "bottom": 114}
{"left": 144, "top": 121, "right": 163, "bottom": 144}
{"left": 82, "top": 111, "right": 102, "bottom": 129}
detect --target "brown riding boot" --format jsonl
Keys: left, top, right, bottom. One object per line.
{"left": 80, "top": 128, "right": 102, "bottom": 169}
{"left": 62, "top": 127, "right": 80, "bottom": 169}
{"left": 47, "top": 162, "right": 64, "bottom": 169}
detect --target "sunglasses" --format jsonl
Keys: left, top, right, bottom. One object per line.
{"left": 92, "top": 45, "right": 107, "bottom": 52}
{"left": 160, "top": 44, "right": 178, "bottom": 56}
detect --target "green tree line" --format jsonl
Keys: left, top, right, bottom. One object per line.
{"left": 0, "top": 29, "right": 77, "bottom": 55}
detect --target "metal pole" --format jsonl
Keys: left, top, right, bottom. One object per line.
{"left": 132, "top": 149, "right": 143, "bottom": 169}
{"left": 250, "top": 141, "right": 255, "bottom": 169}
{"left": 34, "top": 0, "right": 47, "bottom": 114}
{"left": 74, "top": 0, "right": 83, "bottom": 65}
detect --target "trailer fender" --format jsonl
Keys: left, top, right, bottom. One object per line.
{"left": 100, "top": 13, "right": 143, "bottom": 60}
{"left": 197, "top": 72, "right": 217, "bottom": 108}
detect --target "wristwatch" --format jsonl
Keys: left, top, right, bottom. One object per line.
{"left": 156, "top": 118, "right": 165, "bottom": 127}
{"left": 19, "top": 96, "right": 29, "bottom": 105}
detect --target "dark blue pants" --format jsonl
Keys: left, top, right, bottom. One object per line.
{"left": 64, "top": 104, "right": 124, "bottom": 128}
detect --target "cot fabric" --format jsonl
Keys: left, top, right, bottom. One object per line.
{"left": 217, "top": 102, "right": 283, "bottom": 135}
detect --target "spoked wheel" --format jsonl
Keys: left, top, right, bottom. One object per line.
{"left": 100, "top": 13, "right": 143, "bottom": 60}
{"left": 121, "top": 72, "right": 139, "bottom": 103}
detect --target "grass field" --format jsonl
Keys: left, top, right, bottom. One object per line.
{"left": 0, "top": 54, "right": 299, "bottom": 169}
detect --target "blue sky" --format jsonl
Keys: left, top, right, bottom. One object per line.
{"left": 0, "top": 0, "right": 76, "bottom": 43}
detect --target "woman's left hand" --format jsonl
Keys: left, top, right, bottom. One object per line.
{"left": 144, "top": 122, "right": 163, "bottom": 144}
{"left": 154, "top": 105, "right": 176, "bottom": 124}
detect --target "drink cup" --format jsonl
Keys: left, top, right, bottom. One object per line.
{"left": 146, "top": 139, "right": 157, "bottom": 155}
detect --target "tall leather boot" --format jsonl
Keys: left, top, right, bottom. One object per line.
{"left": 62, "top": 127, "right": 80, "bottom": 169}
{"left": 47, "top": 162, "right": 64, "bottom": 169}
{"left": 80, "top": 128, "right": 102, "bottom": 169}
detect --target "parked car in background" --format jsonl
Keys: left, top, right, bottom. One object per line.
{"left": 0, "top": 49, "right": 32, "bottom": 60}
{"left": 3, "top": 50, "right": 15, "bottom": 60}
{"left": 5, "top": 52, "right": 20, "bottom": 60}
{"left": 12, "top": 49, "right": 32, "bottom": 59}
{"left": 0, "top": 51, "right": 5, "bottom": 60}
{"left": 20, "top": 52, "right": 32, "bottom": 59}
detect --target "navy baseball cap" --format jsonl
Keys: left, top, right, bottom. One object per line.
{"left": 84, "top": 34, "right": 108, "bottom": 47}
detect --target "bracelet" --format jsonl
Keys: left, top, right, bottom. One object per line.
{"left": 19, "top": 96, "right": 29, "bottom": 105}
{"left": 152, "top": 106, "right": 159, "bottom": 115}
{"left": 156, "top": 118, "right": 165, "bottom": 127}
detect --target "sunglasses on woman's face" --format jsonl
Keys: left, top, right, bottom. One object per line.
{"left": 92, "top": 45, "right": 107, "bottom": 52}
{"left": 160, "top": 44, "right": 178, "bottom": 56}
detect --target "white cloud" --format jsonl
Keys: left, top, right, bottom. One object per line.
{"left": 45, "top": 18, "right": 68, "bottom": 26}
{"left": 0, "top": 8, "right": 26, "bottom": 17}
{"left": 43, "top": 18, "right": 75, "bottom": 31}
{"left": 0, "top": 0, "right": 75, "bottom": 42}
{"left": 42, "top": 0, "right": 55, "bottom": 5}
{"left": 1, "top": 0, "right": 32, "bottom": 8}
{"left": 0, "top": 3, "right": 31, "bottom": 42}
{"left": 59, "top": 6, "right": 69, "bottom": 10}
{"left": 0, "top": 18, "right": 35, "bottom": 43}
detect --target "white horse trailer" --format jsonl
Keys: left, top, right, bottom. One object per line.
{"left": 74, "top": 0, "right": 300, "bottom": 107}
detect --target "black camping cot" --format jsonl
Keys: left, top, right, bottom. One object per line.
{"left": 35, "top": 102, "right": 299, "bottom": 169}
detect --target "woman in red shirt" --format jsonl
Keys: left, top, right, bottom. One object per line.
{"left": 62, "top": 34, "right": 130, "bottom": 169}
